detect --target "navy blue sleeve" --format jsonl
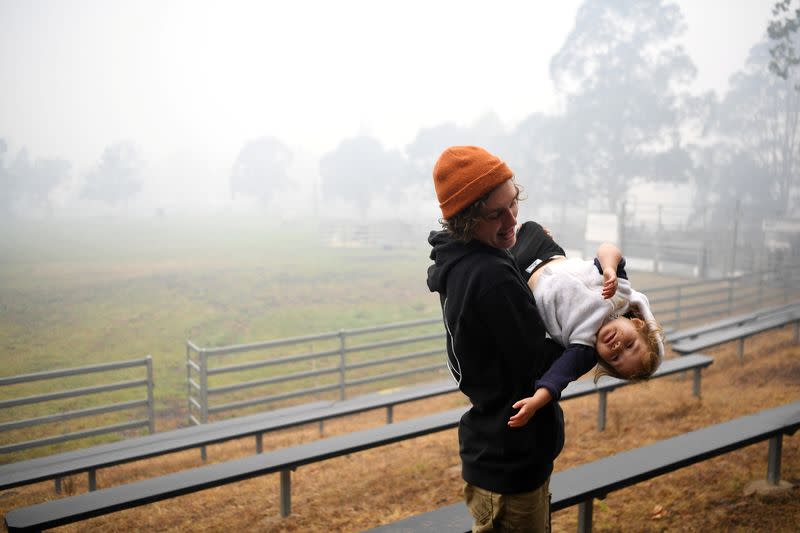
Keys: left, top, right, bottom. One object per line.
{"left": 593, "top": 257, "right": 628, "bottom": 280}
{"left": 534, "top": 344, "right": 598, "bottom": 401}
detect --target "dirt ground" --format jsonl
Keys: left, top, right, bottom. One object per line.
{"left": 1, "top": 326, "right": 799, "bottom": 532}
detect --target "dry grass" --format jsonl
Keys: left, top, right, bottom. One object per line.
{"left": 1, "top": 327, "right": 799, "bottom": 533}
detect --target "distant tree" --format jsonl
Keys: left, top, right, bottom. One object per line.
{"left": 548, "top": 0, "right": 698, "bottom": 212}
{"left": 24, "top": 158, "right": 70, "bottom": 211}
{"left": 712, "top": 38, "right": 800, "bottom": 216}
{"left": 768, "top": 0, "right": 800, "bottom": 85}
{"left": 405, "top": 122, "right": 470, "bottom": 182}
{"left": 510, "top": 112, "right": 586, "bottom": 203}
{"left": 230, "top": 136, "right": 293, "bottom": 204}
{"left": 406, "top": 115, "right": 512, "bottom": 181}
{"left": 0, "top": 138, "right": 10, "bottom": 213}
{"left": 319, "top": 136, "right": 409, "bottom": 217}
{"left": 81, "top": 141, "right": 143, "bottom": 207}
{"left": 0, "top": 143, "right": 70, "bottom": 214}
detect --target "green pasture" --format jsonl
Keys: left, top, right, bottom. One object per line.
{"left": 0, "top": 215, "right": 689, "bottom": 459}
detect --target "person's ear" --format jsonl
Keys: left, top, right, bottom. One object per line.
{"left": 630, "top": 317, "right": 645, "bottom": 330}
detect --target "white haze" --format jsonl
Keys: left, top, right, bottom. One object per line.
{"left": 0, "top": 0, "right": 776, "bottom": 219}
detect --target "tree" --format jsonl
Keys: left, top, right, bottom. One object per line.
{"left": 230, "top": 136, "right": 293, "bottom": 204}
{"left": 0, "top": 138, "right": 11, "bottom": 214}
{"left": 0, "top": 142, "right": 70, "bottom": 215}
{"left": 319, "top": 136, "right": 409, "bottom": 218}
{"left": 548, "top": 0, "right": 698, "bottom": 212}
{"left": 768, "top": 0, "right": 800, "bottom": 84}
{"left": 81, "top": 141, "right": 143, "bottom": 207}
{"left": 405, "top": 122, "right": 470, "bottom": 182}
{"left": 713, "top": 38, "right": 800, "bottom": 217}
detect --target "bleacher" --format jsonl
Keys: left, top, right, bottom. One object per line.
{"left": 2, "top": 304, "right": 798, "bottom": 531}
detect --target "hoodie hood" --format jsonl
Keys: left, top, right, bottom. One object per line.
{"left": 427, "top": 230, "right": 477, "bottom": 293}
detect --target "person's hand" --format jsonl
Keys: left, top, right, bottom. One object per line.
{"left": 508, "top": 388, "right": 553, "bottom": 428}
{"left": 508, "top": 396, "right": 538, "bottom": 428}
{"left": 602, "top": 266, "right": 618, "bottom": 299}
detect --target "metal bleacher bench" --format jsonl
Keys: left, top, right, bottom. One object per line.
{"left": 671, "top": 304, "right": 800, "bottom": 360}
{"left": 364, "top": 400, "right": 800, "bottom": 533}
{"left": 0, "top": 379, "right": 459, "bottom": 493}
{"left": 666, "top": 303, "right": 800, "bottom": 344}
{"left": 0, "top": 354, "right": 711, "bottom": 497}
{"left": 1, "top": 355, "right": 713, "bottom": 532}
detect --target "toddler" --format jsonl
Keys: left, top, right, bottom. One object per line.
{"left": 508, "top": 221, "right": 665, "bottom": 428}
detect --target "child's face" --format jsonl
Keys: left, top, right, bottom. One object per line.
{"left": 596, "top": 317, "right": 647, "bottom": 378}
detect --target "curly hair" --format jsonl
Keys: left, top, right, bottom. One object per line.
{"left": 439, "top": 181, "right": 523, "bottom": 242}
{"left": 594, "top": 309, "right": 664, "bottom": 382}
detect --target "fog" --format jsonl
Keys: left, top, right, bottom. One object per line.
{"left": 1, "top": 0, "right": 797, "bottom": 269}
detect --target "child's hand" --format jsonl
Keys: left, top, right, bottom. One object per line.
{"left": 508, "top": 388, "right": 553, "bottom": 428}
{"left": 508, "top": 397, "right": 538, "bottom": 428}
{"left": 602, "top": 267, "right": 618, "bottom": 299}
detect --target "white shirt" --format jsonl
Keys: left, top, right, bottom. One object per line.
{"left": 532, "top": 258, "right": 633, "bottom": 347}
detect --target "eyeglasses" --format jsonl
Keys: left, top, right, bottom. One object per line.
{"left": 479, "top": 196, "right": 519, "bottom": 222}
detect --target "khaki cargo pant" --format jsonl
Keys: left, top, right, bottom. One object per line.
{"left": 464, "top": 479, "right": 550, "bottom": 533}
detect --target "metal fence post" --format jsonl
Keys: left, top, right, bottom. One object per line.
{"left": 692, "top": 368, "right": 702, "bottom": 398}
{"left": 280, "top": 470, "right": 292, "bottom": 517}
{"left": 597, "top": 391, "right": 607, "bottom": 432}
{"left": 767, "top": 435, "right": 782, "bottom": 485}
{"left": 186, "top": 343, "right": 192, "bottom": 425}
{"left": 577, "top": 499, "right": 593, "bottom": 533}
{"left": 146, "top": 355, "right": 155, "bottom": 434}
{"left": 338, "top": 330, "right": 346, "bottom": 401}
{"left": 200, "top": 350, "right": 209, "bottom": 462}
{"left": 727, "top": 279, "right": 734, "bottom": 316}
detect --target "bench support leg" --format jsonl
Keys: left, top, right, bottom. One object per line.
{"left": 54, "top": 477, "right": 61, "bottom": 494}
{"left": 767, "top": 435, "right": 783, "bottom": 485}
{"left": 280, "top": 470, "right": 292, "bottom": 517}
{"left": 201, "top": 445, "right": 207, "bottom": 462}
{"left": 737, "top": 339, "right": 744, "bottom": 362}
{"left": 256, "top": 433, "right": 263, "bottom": 454}
{"left": 577, "top": 499, "right": 593, "bottom": 533}
{"left": 692, "top": 369, "right": 702, "bottom": 398}
{"left": 597, "top": 391, "right": 607, "bottom": 432}
{"left": 88, "top": 469, "right": 96, "bottom": 491}
{"left": 386, "top": 405, "right": 394, "bottom": 424}
{"left": 319, "top": 420, "right": 324, "bottom": 437}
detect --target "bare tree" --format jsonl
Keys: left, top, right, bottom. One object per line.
{"left": 81, "top": 141, "right": 143, "bottom": 208}
{"left": 319, "top": 136, "right": 409, "bottom": 218}
{"left": 230, "top": 136, "right": 293, "bottom": 205}
{"left": 548, "top": 0, "right": 698, "bottom": 212}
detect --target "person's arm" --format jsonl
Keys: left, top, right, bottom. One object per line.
{"left": 508, "top": 344, "right": 597, "bottom": 428}
{"left": 477, "top": 278, "right": 558, "bottom": 381}
{"left": 596, "top": 242, "right": 623, "bottom": 299}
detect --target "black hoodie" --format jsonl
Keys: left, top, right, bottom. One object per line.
{"left": 427, "top": 230, "right": 565, "bottom": 493}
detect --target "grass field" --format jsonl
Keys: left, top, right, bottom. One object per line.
{"left": 0, "top": 215, "right": 690, "bottom": 460}
{"left": 0, "top": 216, "right": 798, "bottom": 531}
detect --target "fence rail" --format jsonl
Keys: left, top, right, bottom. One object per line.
{"left": 187, "top": 263, "right": 800, "bottom": 425}
{"left": 186, "top": 318, "right": 446, "bottom": 425}
{"left": 0, "top": 356, "right": 155, "bottom": 456}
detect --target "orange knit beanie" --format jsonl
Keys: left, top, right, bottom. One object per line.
{"left": 432, "top": 146, "right": 513, "bottom": 219}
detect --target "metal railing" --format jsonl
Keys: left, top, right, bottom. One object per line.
{"left": 0, "top": 356, "right": 155, "bottom": 461}
{"left": 647, "top": 263, "right": 800, "bottom": 330}
{"left": 187, "top": 262, "right": 800, "bottom": 425}
{"left": 186, "top": 318, "right": 446, "bottom": 425}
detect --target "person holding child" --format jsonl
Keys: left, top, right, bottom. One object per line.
{"left": 507, "top": 222, "right": 665, "bottom": 428}
{"left": 427, "top": 146, "right": 566, "bottom": 532}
